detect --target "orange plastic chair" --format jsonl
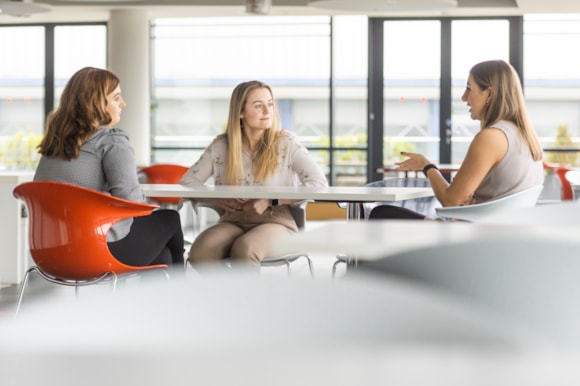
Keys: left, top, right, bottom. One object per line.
{"left": 543, "top": 161, "right": 574, "bottom": 201}
{"left": 13, "top": 181, "right": 168, "bottom": 315}
{"left": 139, "top": 164, "right": 189, "bottom": 207}
{"left": 555, "top": 167, "right": 574, "bottom": 201}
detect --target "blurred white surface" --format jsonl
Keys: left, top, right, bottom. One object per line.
{"left": 1, "top": 272, "right": 579, "bottom": 385}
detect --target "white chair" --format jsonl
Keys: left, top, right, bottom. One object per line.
{"left": 565, "top": 170, "right": 580, "bottom": 200}
{"left": 435, "top": 185, "right": 543, "bottom": 222}
{"left": 355, "top": 236, "right": 580, "bottom": 347}
{"left": 478, "top": 198, "right": 580, "bottom": 226}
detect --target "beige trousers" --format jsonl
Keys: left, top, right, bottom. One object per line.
{"left": 188, "top": 205, "right": 298, "bottom": 267}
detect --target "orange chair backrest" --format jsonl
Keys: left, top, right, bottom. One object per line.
{"left": 13, "top": 181, "right": 165, "bottom": 281}
{"left": 556, "top": 167, "right": 574, "bottom": 201}
{"left": 542, "top": 161, "right": 574, "bottom": 201}
{"left": 139, "top": 164, "right": 189, "bottom": 204}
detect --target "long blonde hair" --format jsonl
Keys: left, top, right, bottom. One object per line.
{"left": 470, "top": 60, "right": 543, "bottom": 161}
{"left": 38, "top": 67, "right": 120, "bottom": 160}
{"left": 223, "top": 80, "right": 282, "bottom": 185}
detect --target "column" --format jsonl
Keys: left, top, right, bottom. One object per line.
{"left": 107, "top": 9, "right": 151, "bottom": 166}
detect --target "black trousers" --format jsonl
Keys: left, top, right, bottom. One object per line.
{"left": 369, "top": 204, "right": 427, "bottom": 220}
{"left": 108, "top": 209, "right": 184, "bottom": 268}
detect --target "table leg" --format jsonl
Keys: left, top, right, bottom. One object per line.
{"left": 346, "top": 202, "right": 364, "bottom": 221}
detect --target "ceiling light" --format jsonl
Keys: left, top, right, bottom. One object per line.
{"left": 0, "top": 0, "right": 51, "bottom": 17}
{"left": 308, "top": 0, "right": 458, "bottom": 12}
{"left": 246, "top": 0, "right": 271, "bottom": 15}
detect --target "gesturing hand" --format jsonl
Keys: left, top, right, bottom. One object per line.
{"left": 395, "top": 152, "right": 430, "bottom": 171}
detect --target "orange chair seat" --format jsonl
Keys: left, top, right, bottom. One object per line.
{"left": 139, "top": 164, "right": 189, "bottom": 205}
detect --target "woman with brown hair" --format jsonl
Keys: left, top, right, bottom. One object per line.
{"left": 35, "top": 67, "right": 185, "bottom": 269}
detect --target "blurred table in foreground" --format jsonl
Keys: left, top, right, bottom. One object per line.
{"left": 3, "top": 273, "right": 579, "bottom": 385}
{"left": 274, "top": 220, "right": 580, "bottom": 262}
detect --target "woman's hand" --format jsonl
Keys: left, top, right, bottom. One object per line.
{"left": 395, "top": 152, "right": 431, "bottom": 171}
{"left": 241, "top": 198, "right": 271, "bottom": 215}
{"left": 220, "top": 198, "right": 247, "bottom": 213}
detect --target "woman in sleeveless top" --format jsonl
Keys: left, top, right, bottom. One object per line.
{"left": 371, "top": 59, "right": 544, "bottom": 220}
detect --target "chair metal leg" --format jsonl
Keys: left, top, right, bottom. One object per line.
{"left": 331, "top": 259, "right": 341, "bottom": 279}
{"left": 14, "top": 266, "right": 37, "bottom": 318}
{"left": 302, "top": 255, "right": 314, "bottom": 278}
{"left": 332, "top": 254, "right": 352, "bottom": 279}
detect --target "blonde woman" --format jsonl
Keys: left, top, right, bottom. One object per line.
{"left": 181, "top": 80, "right": 328, "bottom": 268}
{"left": 372, "top": 59, "right": 544, "bottom": 219}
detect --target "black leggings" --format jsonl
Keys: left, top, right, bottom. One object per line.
{"left": 369, "top": 204, "right": 426, "bottom": 220}
{"left": 108, "top": 209, "right": 184, "bottom": 268}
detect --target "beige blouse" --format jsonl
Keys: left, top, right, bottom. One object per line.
{"left": 180, "top": 130, "right": 328, "bottom": 188}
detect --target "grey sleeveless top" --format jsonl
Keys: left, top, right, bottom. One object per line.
{"left": 472, "top": 120, "right": 544, "bottom": 204}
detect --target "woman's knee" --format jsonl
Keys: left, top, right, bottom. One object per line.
{"left": 229, "top": 237, "right": 262, "bottom": 264}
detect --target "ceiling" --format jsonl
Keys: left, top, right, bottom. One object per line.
{"left": 1, "top": 0, "right": 580, "bottom": 23}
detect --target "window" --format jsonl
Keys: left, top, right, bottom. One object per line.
{"left": 524, "top": 14, "right": 580, "bottom": 166}
{"left": 450, "top": 19, "right": 510, "bottom": 164}
{"left": 0, "top": 23, "right": 106, "bottom": 171}
{"left": 54, "top": 25, "right": 107, "bottom": 107}
{"left": 0, "top": 26, "right": 45, "bottom": 170}
{"left": 383, "top": 20, "right": 441, "bottom": 166}
{"left": 151, "top": 16, "right": 368, "bottom": 185}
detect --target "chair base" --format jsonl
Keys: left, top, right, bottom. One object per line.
{"left": 332, "top": 254, "right": 359, "bottom": 279}
{"left": 185, "top": 254, "right": 314, "bottom": 277}
{"left": 14, "top": 265, "right": 168, "bottom": 317}
{"left": 260, "top": 253, "right": 314, "bottom": 277}
{"left": 14, "top": 266, "right": 117, "bottom": 317}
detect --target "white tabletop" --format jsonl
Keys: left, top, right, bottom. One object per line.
{"left": 273, "top": 220, "right": 580, "bottom": 261}
{"left": 141, "top": 184, "right": 434, "bottom": 202}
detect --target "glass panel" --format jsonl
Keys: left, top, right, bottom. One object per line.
{"left": 524, "top": 14, "right": 580, "bottom": 167}
{"left": 333, "top": 16, "right": 368, "bottom": 184}
{"left": 54, "top": 25, "right": 107, "bottom": 107}
{"left": 333, "top": 149, "right": 367, "bottom": 186}
{"left": 450, "top": 19, "right": 509, "bottom": 164}
{"left": 151, "top": 16, "right": 331, "bottom": 166}
{"left": 383, "top": 20, "right": 440, "bottom": 166}
{"left": 0, "top": 26, "right": 45, "bottom": 170}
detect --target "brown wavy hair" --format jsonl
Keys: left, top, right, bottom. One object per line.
{"left": 470, "top": 60, "right": 543, "bottom": 161}
{"left": 37, "top": 67, "right": 120, "bottom": 160}
{"left": 222, "top": 80, "right": 282, "bottom": 185}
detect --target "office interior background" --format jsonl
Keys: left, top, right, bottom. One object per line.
{"left": 1, "top": 0, "right": 580, "bottom": 185}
